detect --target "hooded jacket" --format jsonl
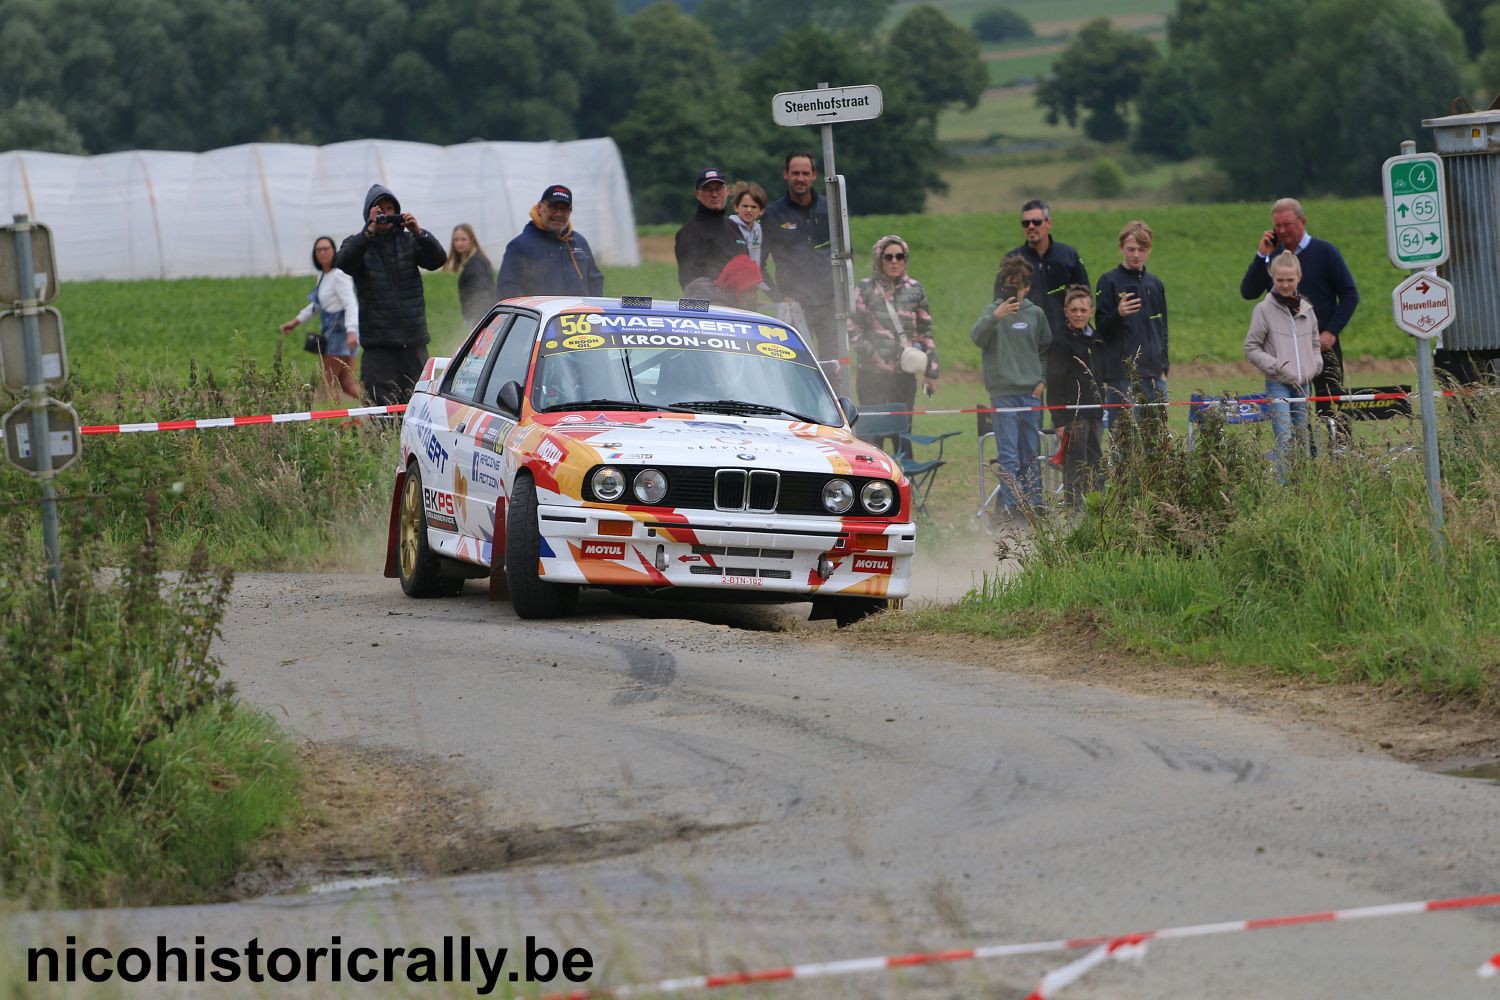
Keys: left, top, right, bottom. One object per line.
{"left": 847, "top": 237, "right": 939, "bottom": 379}
{"left": 495, "top": 206, "right": 605, "bottom": 300}
{"left": 333, "top": 184, "right": 446, "bottom": 348}
{"left": 1244, "top": 293, "right": 1324, "bottom": 387}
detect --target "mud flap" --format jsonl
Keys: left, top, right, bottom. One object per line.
{"left": 382, "top": 470, "right": 405, "bottom": 579}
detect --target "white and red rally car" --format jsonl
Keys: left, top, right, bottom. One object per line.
{"left": 383, "top": 296, "right": 915, "bottom": 625}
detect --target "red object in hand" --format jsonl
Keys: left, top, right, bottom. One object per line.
{"left": 1050, "top": 428, "right": 1068, "bottom": 466}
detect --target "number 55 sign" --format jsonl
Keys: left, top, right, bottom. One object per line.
{"left": 1383, "top": 152, "right": 1449, "bottom": 269}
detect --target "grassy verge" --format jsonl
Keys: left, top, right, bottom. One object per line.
{"left": 870, "top": 390, "right": 1500, "bottom": 705}
{"left": 0, "top": 510, "right": 300, "bottom": 907}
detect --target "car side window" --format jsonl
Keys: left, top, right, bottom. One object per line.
{"left": 447, "top": 314, "right": 509, "bottom": 401}
{"left": 479, "top": 314, "right": 539, "bottom": 411}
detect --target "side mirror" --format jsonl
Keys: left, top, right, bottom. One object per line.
{"left": 838, "top": 395, "right": 859, "bottom": 428}
{"left": 498, "top": 380, "right": 523, "bottom": 415}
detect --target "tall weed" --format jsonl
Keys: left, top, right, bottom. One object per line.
{"left": 0, "top": 505, "right": 298, "bottom": 906}
{"left": 956, "top": 391, "right": 1500, "bottom": 704}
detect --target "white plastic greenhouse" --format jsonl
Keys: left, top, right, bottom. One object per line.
{"left": 0, "top": 138, "right": 640, "bottom": 281}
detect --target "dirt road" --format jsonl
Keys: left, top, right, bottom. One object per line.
{"left": 11, "top": 572, "right": 1499, "bottom": 998}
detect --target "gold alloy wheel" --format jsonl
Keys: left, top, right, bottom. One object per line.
{"left": 399, "top": 472, "right": 422, "bottom": 580}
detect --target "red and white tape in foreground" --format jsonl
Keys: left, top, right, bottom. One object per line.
{"left": 80, "top": 403, "right": 407, "bottom": 436}
{"left": 537, "top": 891, "right": 1500, "bottom": 1000}
{"left": 1481, "top": 951, "right": 1500, "bottom": 979}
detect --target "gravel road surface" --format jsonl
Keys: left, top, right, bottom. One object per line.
{"left": 10, "top": 570, "right": 1498, "bottom": 999}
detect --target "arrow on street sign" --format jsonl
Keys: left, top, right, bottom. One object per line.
{"left": 1391, "top": 270, "right": 1455, "bottom": 339}
{"left": 1383, "top": 152, "right": 1449, "bottom": 268}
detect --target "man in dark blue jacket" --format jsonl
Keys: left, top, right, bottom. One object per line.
{"left": 495, "top": 184, "right": 605, "bottom": 301}
{"left": 1095, "top": 220, "right": 1168, "bottom": 428}
{"left": 763, "top": 154, "right": 835, "bottom": 359}
{"left": 335, "top": 184, "right": 447, "bottom": 406}
{"left": 999, "top": 199, "right": 1089, "bottom": 428}
{"left": 1240, "top": 198, "right": 1359, "bottom": 438}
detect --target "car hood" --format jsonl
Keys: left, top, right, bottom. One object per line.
{"left": 528, "top": 411, "right": 902, "bottom": 480}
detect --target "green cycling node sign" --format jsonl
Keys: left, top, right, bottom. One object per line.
{"left": 1382, "top": 152, "right": 1448, "bottom": 269}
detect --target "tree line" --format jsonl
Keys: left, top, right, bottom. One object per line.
{"left": 0, "top": 0, "right": 984, "bottom": 222}
{"left": 1040, "top": 0, "right": 1477, "bottom": 199}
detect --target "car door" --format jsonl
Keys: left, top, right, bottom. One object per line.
{"left": 431, "top": 311, "right": 509, "bottom": 560}
{"left": 449, "top": 311, "right": 539, "bottom": 564}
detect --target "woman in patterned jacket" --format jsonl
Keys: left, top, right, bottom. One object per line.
{"left": 847, "top": 234, "right": 939, "bottom": 455}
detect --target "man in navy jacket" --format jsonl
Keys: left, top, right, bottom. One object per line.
{"left": 495, "top": 184, "right": 605, "bottom": 300}
{"left": 1240, "top": 198, "right": 1359, "bottom": 437}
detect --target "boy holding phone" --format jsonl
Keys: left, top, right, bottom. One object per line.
{"left": 1095, "top": 220, "right": 1169, "bottom": 427}
{"left": 972, "top": 255, "right": 1052, "bottom": 520}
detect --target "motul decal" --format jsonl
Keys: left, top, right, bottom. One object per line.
{"left": 852, "top": 554, "right": 894, "bottom": 575}
{"left": 580, "top": 541, "right": 626, "bottom": 560}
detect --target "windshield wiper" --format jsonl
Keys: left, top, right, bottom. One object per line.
{"left": 671, "top": 399, "right": 823, "bottom": 424}
{"left": 539, "top": 398, "right": 695, "bottom": 413}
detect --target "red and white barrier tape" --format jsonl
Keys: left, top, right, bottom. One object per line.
{"left": 80, "top": 403, "right": 407, "bottom": 435}
{"left": 537, "top": 891, "right": 1500, "bottom": 1000}
{"left": 1481, "top": 951, "right": 1500, "bottom": 979}
{"left": 879, "top": 389, "right": 1461, "bottom": 418}
{"left": 62, "top": 385, "right": 1485, "bottom": 438}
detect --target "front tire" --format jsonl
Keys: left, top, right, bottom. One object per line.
{"left": 505, "top": 474, "right": 579, "bottom": 619}
{"left": 398, "top": 463, "right": 463, "bottom": 598}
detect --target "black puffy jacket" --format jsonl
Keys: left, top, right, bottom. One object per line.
{"left": 334, "top": 184, "right": 447, "bottom": 348}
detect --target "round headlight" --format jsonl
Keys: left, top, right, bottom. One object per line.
{"left": 821, "top": 478, "right": 854, "bottom": 514}
{"left": 633, "top": 468, "right": 668, "bottom": 504}
{"left": 591, "top": 466, "right": 626, "bottom": 502}
{"left": 861, "top": 480, "right": 895, "bottom": 515}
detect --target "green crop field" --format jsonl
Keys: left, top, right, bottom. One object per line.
{"left": 43, "top": 198, "right": 1406, "bottom": 401}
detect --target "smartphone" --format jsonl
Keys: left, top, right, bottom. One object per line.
{"left": 1123, "top": 284, "right": 1142, "bottom": 302}
{"left": 999, "top": 285, "right": 1019, "bottom": 302}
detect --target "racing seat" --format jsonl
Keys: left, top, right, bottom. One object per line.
{"left": 856, "top": 403, "right": 958, "bottom": 518}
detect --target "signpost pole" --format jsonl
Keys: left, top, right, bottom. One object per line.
{"left": 10, "top": 213, "right": 63, "bottom": 587}
{"left": 1414, "top": 329, "right": 1445, "bottom": 551}
{"left": 818, "top": 83, "right": 854, "bottom": 398}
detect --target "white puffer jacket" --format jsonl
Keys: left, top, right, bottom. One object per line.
{"left": 1244, "top": 293, "right": 1324, "bottom": 387}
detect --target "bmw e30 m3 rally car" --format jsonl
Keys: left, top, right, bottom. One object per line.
{"left": 383, "top": 296, "right": 915, "bottom": 624}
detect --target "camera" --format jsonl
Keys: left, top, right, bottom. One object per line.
{"left": 374, "top": 213, "right": 404, "bottom": 227}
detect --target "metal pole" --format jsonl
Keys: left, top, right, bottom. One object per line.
{"left": 12, "top": 213, "right": 62, "bottom": 587}
{"left": 1414, "top": 331, "right": 1446, "bottom": 559}
{"left": 818, "top": 82, "right": 853, "bottom": 398}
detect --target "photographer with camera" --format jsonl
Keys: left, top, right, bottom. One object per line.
{"left": 334, "top": 184, "right": 447, "bottom": 407}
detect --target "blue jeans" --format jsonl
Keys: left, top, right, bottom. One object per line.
{"left": 1265, "top": 379, "right": 1309, "bottom": 473}
{"left": 990, "top": 394, "right": 1042, "bottom": 511}
{"left": 1103, "top": 376, "right": 1167, "bottom": 428}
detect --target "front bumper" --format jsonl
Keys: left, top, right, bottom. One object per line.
{"left": 536, "top": 504, "right": 915, "bottom": 599}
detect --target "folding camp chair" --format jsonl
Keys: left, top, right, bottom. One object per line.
{"left": 976, "top": 406, "right": 1064, "bottom": 525}
{"left": 855, "top": 403, "right": 959, "bottom": 518}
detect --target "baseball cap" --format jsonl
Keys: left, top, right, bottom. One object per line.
{"left": 540, "top": 184, "right": 572, "bottom": 205}
{"left": 695, "top": 168, "right": 727, "bottom": 189}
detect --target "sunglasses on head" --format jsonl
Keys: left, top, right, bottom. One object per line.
{"left": 882, "top": 252, "right": 907, "bottom": 261}
{"left": 1020, "top": 218, "right": 1046, "bottom": 228}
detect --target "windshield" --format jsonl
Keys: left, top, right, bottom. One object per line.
{"left": 529, "top": 311, "right": 843, "bottom": 425}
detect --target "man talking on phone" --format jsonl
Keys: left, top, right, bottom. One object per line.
{"left": 1095, "top": 220, "right": 1168, "bottom": 428}
{"left": 998, "top": 199, "right": 1088, "bottom": 431}
{"left": 1239, "top": 197, "right": 1359, "bottom": 442}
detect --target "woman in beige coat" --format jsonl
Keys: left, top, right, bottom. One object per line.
{"left": 1243, "top": 251, "right": 1323, "bottom": 470}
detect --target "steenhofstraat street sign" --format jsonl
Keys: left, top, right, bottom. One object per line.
{"left": 772, "top": 85, "right": 883, "bottom": 127}
{"left": 1382, "top": 152, "right": 1449, "bottom": 268}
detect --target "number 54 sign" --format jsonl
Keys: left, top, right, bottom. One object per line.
{"left": 1382, "top": 153, "right": 1449, "bottom": 269}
